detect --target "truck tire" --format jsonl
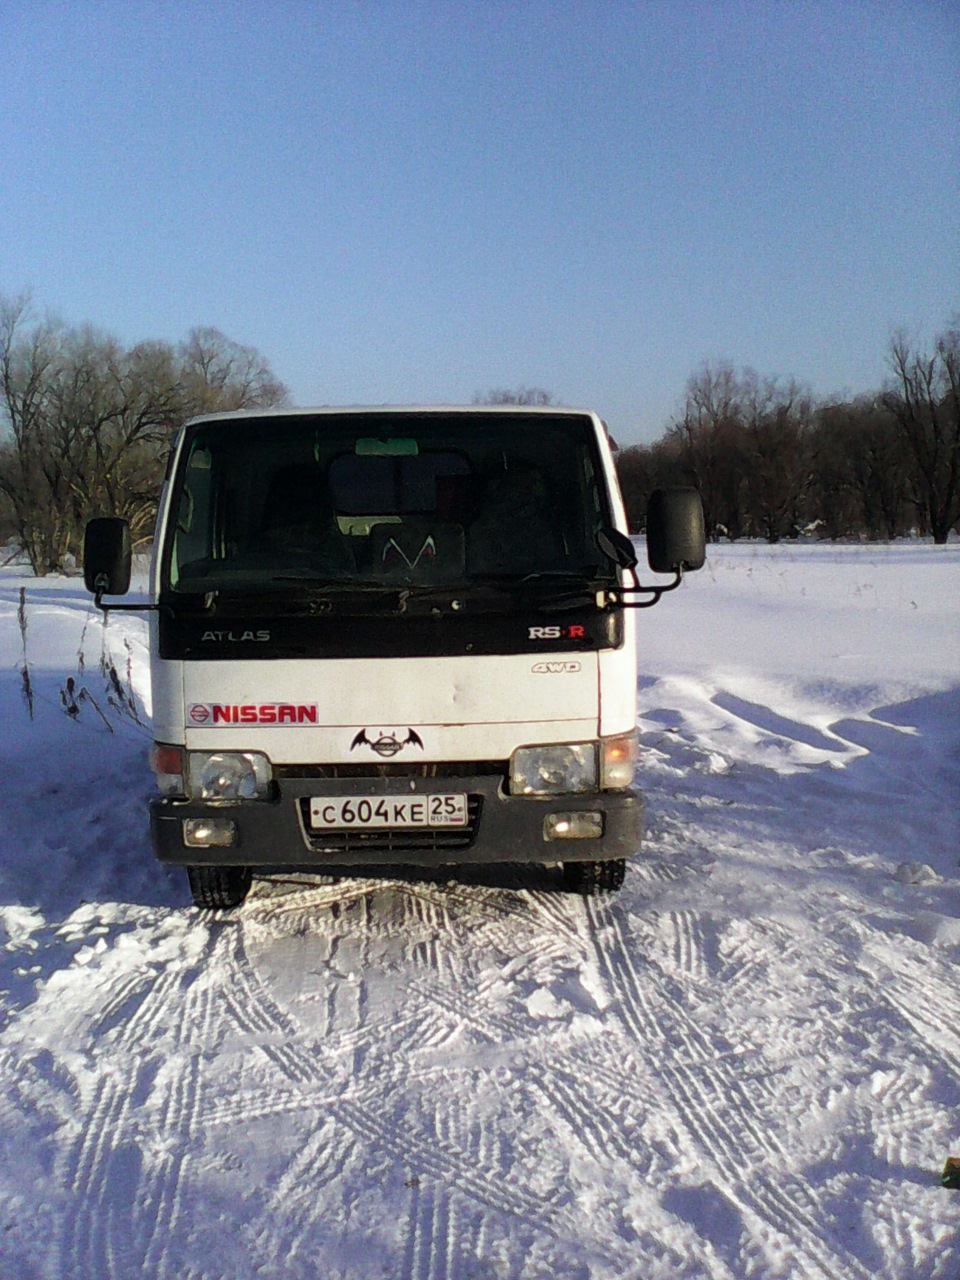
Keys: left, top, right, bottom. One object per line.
{"left": 186, "top": 865, "right": 253, "bottom": 910}
{"left": 562, "top": 858, "right": 626, "bottom": 895}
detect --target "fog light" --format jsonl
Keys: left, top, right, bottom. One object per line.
{"left": 183, "top": 818, "right": 238, "bottom": 848}
{"left": 543, "top": 811, "right": 604, "bottom": 841}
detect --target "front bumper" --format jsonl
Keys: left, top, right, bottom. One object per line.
{"left": 150, "top": 771, "right": 642, "bottom": 869}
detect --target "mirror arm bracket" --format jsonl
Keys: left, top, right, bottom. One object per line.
{"left": 93, "top": 592, "right": 160, "bottom": 616}
{"left": 610, "top": 567, "right": 684, "bottom": 609}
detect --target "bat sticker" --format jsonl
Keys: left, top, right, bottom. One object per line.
{"left": 350, "top": 728, "right": 425, "bottom": 757}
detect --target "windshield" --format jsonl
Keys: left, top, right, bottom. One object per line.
{"left": 163, "top": 412, "right": 615, "bottom": 594}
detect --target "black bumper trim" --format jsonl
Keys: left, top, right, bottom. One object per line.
{"left": 150, "top": 774, "right": 642, "bottom": 869}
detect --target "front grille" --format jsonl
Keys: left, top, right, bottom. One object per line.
{"left": 298, "top": 794, "right": 483, "bottom": 855}
{"left": 277, "top": 761, "right": 506, "bottom": 781}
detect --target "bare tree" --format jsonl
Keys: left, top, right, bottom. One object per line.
{"left": 664, "top": 364, "right": 814, "bottom": 542}
{"left": 179, "top": 327, "right": 289, "bottom": 416}
{"left": 0, "top": 296, "right": 289, "bottom": 573}
{"left": 615, "top": 436, "right": 688, "bottom": 532}
{"left": 882, "top": 327, "right": 960, "bottom": 543}
{"left": 667, "top": 363, "right": 749, "bottom": 539}
{"left": 472, "top": 386, "right": 555, "bottom": 407}
{"left": 0, "top": 295, "right": 68, "bottom": 572}
{"left": 810, "top": 399, "right": 910, "bottom": 540}
{"left": 739, "top": 372, "right": 813, "bottom": 542}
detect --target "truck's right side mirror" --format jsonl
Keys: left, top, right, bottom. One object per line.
{"left": 646, "top": 488, "right": 706, "bottom": 574}
{"left": 83, "top": 517, "right": 132, "bottom": 596}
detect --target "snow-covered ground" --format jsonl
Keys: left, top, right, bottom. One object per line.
{"left": 0, "top": 541, "right": 958, "bottom": 1280}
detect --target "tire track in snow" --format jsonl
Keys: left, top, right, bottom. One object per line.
{"left": 234, "top": 882, "right": 546, "bottom": 1062}
{"left": 220, "top": 927, "right": 411, "bottom": 1094}
{"left": 61, "top": 1070, "right": 139, "bottom": 1280}
{"left": 585, "top": 897, "right": 876, "bottom": 1280}
{"left": 202, "top": 917, "right": 564, "bottom": 1245}
{"left": 529, "top": 1036, "right": 756, "bottom": 1276}
{"left": 515, "top": 886, "right": 591, "bottom": 944}
{"left": 59, "top": 968, "right": 182, "bottom": 1279}
{"left": 253, "top": 1116, "right": 357, "bottom": 1275}
{"left": 232, "top": 879, "right": 866, "bottom": 1277}
{"left": 399, "top": 970, "right": 722, "bottom": 1276}
{"left": 399, "top": 880, "right": 533, "bottom": 945}
{"left": 205, "top": 929, "right": 613, "bottom": 1266}
{"left": 402, "top": 1181, "right": 456, "bottom": 1280}
{"left": 715, "top": 916, "right": 807, "bottom": 1000}
{"left": 334, "top": 1096, "right": 547, "bottom": 1223}
{"left": 246, "top": 877, "right": 370, "bottom": 914}
{"left": 538, "top": 1065, "right": 646, "bottom": 1171}
{"left": 208, "top": 964, "right": 439, "bottom": 1129}
{"left": 402, "top": 975, "right": 514, "bottom": 1043}
{"left": 139, "top": 1053, "right": 203, "bottom": 1279}
{"left": 138, "top": 964, "right": 220, "bottom": 1280}
{"left": 210, "top": 927, "right": 348, "bottom": 1093}
{"left": 153, "top": 880, "right": 869, "bottom": 1276}
{"left": 589, "top": 907, "right": 782, "bottom": 1153}
{"left": 200, "top": 1081, "right": 344, "bottom": 1130}
{"left": 861, "top": 942, "right": 960, "bottom": 1079}
{"left": 85, "top": 968, "right": 156, "bottom": 1041}
{"left": 90, "top": 919, "right": 357, "bottom": 1280}
{"left": 661, "top": 908, "right": 718, "bottom": 984}
{"left": 867, "top": 1067, "right": 950, "bottom": 1189}
{"left": 59, "top": 923, "right": 223, "bottom": 1280}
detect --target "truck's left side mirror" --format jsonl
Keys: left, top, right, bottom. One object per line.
{"left": 83, "top": 517, "right": 132, "bottom": 596}
{"left": 646, "top": 488, "right": 706, "bottom": 574}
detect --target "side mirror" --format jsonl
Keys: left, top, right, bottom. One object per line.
{"left": 83, "top": 517, "right": 132, "bottom": 596}
{"left": 646, "top": 488, "right": 705, "bottom": 574}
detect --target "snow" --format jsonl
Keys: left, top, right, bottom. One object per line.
{"left": 0, "top": 541, "right": 958, "bottom": 1279}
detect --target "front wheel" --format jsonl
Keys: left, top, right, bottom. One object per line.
{"left": 562, "top": 858, "right": 626, "bottom": 895}
{"left": 186, "top": 865, "right": 253, "bottom": 910}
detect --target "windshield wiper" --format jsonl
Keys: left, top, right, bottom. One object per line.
{"left": 464, "top": 570, "right": 611, "bottom": 607}
{"left": 522, "top": 567, "right": 608, "bottom": 583}
{"left": 466, "top": 567, "right": 605, "bottom": 585}
{"left": 268, "top": 574, "right": 378, "bottom": 588}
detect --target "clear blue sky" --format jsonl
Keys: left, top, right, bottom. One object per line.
{"left": 2, "top": 1, "right": 957, "bottom": 444}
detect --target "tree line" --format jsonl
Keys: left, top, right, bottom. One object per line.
{"left": 0, "top": 293, "right": 287, "bottom": 575}
{"left": 617, "top": 326, "right": 960, "bottom": 544}
{"left": 1, "top": 292, "right": 957, "bottom": 576}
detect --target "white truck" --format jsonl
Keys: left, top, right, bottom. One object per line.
{"left": 83, "top": 406, "right": 704, "bottom": 909}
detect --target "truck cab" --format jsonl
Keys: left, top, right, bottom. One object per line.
{"left": 84, "top": 406, "right": 704, "bottom": 908}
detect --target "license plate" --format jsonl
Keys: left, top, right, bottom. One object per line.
{"left": 309, "top": 793, "right": 468, "bottom": 830}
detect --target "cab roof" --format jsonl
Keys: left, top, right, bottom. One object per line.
{"left": 182, "top": 404, "right": 602, "bottom": 430}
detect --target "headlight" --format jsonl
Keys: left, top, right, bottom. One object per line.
{"left": 187, "top": 751, "right": 272, "bottom": 801}
{"left": 509, "top": 743, "right": 597, "bottom": 795}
